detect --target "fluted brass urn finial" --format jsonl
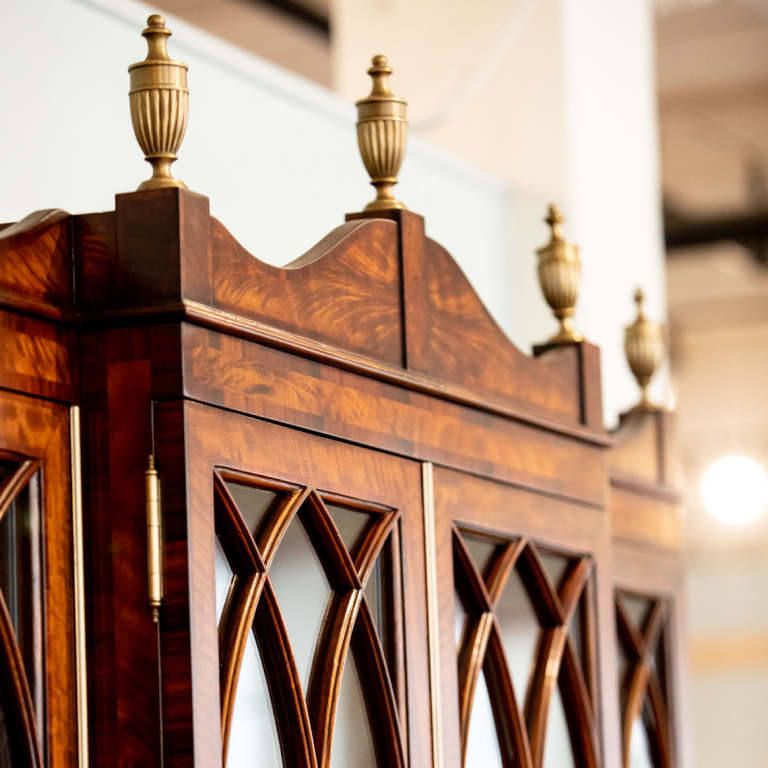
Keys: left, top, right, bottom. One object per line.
{"left": 356, "top": 55, "right": 408, "bottom": 211}
{"left": 625, "top": 288, "right": 665, "bottom": 409}
{"left": 128, "top": 15, "right": 189, "bottom": 191}
{"left": 536, "top": 204, "right": 583, "bottom": 344}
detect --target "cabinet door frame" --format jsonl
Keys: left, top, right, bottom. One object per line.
{"left": 612, "top": 543, "right": 687, "bottom": 768}
{"left": 431, "top": 465, "right": 621, "bottom": 768}
{"left": 155, "top": 398, "right": 432, "bottom": 768}
{"left": 0, "top": 388, "right": 77, "bottom": 768}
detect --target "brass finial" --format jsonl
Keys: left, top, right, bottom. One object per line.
{"left": 536, "top": 204, "right": 583, "bottom": 344}
{"left": 128, "top": 15, "right": 189, "bottom": 191}
{"left": 625, "top": 288, "right": 665, "bottom": 409}
{"left": 356, "top": 55, "right": 408, "bottom": 211}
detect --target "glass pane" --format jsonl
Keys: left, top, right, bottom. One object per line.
{"left": 628, "top": 713, "right": 655, "bottom": 768}
{"left": 226, "top": 630, "right": 282, "bottom": 768}
{"left": 569, "top": 591, "right": 591, "bottom": 696}
{"left": 0, "top": 460, "right": 16, "bottom": 486}
{"left": 330, "top": 650, "right": 377, "bottom": 768}
{"left": 460, "top": 532, "right": 499, "bottom": 582}
{"left": 362, "top": 538, "right": 396, "bottom": 687}
{"left": 465, "top": 668, "right": 504, "bottom": 768}
{"left": 268, "top": 514, "right": 332, "bottom": 691}
{"left": 653, "top": 629, "right": 668, "bottom": 702}
{"left": 325, "top": 502, "right": 374, "bottom": 560}
{"left": 364, "top": 554, "right": 385, "bottom": 641}
{"left": 569, "top": 595, "right": 583, "bottom": 663}
{"left": 214, "top": 536, "right": 234, "bottom": 622}
{"left": 455, "top": 589, "right": 467, "bottom": 649}
{"left": 538, "top": 549, "right": 573, "bottom": 593}
{"left": 0, "top": 695, "right": 14, "bottom": 768}
{"left": 224, "top": 482, "right": 277, "bottom": 540}
{"left": 620, "top": 592, "right": 654, "bottom": 635}
{"left": 496, "top": 566, "right": 541, "bottom": 704}
{"left": 616, "top": 635, "right": 632, "bottom": 710}
{"left": 542, "top": 684, "right": 576, "bottom": 768}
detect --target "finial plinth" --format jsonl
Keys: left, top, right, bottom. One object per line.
{"left": 625, "top": 288, "right": 665, "bottom": 409}
{"left": 128, "top": 15, "right": 189, "bottom": 191}
{"left": 356, "top": 55, "right": 408, "bottom": 211}
{"left": 536, "top": 204, "right": 583, "bottom": 344}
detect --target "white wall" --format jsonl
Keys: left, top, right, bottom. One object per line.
{"left": 686, "top": 558, "right": 768, "bottom": 768}
{"left": 0, "top": 0, "right": 511, "bottom": 332}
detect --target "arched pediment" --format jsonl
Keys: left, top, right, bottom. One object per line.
{"left": 205, "top": 200, "right": 600, "bottom": 429}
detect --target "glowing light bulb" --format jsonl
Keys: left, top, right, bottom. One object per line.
{"left": 701, "top": 455, "right": 768, "bottom": 526}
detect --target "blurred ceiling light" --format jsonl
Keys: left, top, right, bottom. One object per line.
{"left": 701, "top": 455, "right": 768, "bottom": 525}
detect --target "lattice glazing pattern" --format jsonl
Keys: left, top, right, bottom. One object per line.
{"left": 453, "top": 528, "right": 600, "bottom": 768}
{"left": 214, "top": 469, "right": 405, "bottom": 768}
{"left": 0, "top": 454, "right": 45, "bottom": 768}
{"left": 615, "top": 591, "right": 673, "bottom": 768}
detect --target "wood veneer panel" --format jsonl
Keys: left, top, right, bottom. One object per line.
{"left": 72, "top": 213, "right": 115, "bottom": 313}
{"left": 211, "top": 217, "right": 403, "bottom": 366}
{"left": 79, "top": 325, "right": 185, "bottom": 768}
{"left": 0, "top": 309, "right": 78, "bottom": 403}
{"left": 0, "top": 210, "right": 73, "bottom": 318}
{"left": 610, "top": 412, "right": 662, "bottom": 484}
{"left": 181, "top": 324, "right": 606, "bottom": 507}
{"left": 417, "top": 237, "right": 583, "bottom": 423}
{"left": 610, "top": 485, "right": 681, "bottom": 552}
{"left": 114, "top": 188, "right": 213, "bottom": 309}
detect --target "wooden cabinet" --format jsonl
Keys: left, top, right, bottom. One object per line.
{"left": 0, "top": 190, "right": 687, "bottom": 768}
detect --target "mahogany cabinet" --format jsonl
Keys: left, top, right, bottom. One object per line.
{"left": 0, "top": 188, "right": 687, "bottom": 768}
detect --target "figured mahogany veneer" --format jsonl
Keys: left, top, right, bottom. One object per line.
{"left": 212, "top": 217, "right": 403, "bottom": 366}
{"left": 0, "top": 210, "right": 73, "bottom": 321}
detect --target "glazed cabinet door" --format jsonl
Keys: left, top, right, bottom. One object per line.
{"left": 613, "top": 548, "right": 686, "bottom": 768}
{"left": 0, "top": 390, "right": 79, "bottom": 768}
{"left": 432, "top": 466, "right": 617, "bottom": 768}
{"left": 154, "top": 400, "right": 432, "bottom": 768}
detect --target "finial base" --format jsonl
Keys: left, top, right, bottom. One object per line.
{"left": 547, "top": 316, "right": 583, "bottom": 345}
{"left": 629, "top": 384, "right": 660, "bottom": 412}
{"left": 136, "top": 155, "right": 187, "bottom": 191}
{"left": 543, "top": 310, "right": 582, "bottom": 345}
{"left": 547, "top": 328, "right": 584, "bottom": 345}
{"left": 362, "top": 179, "right": 406, "bottom": 211}
{"left": 365, "top": 198, "right": 407, "bottom": 212}
{"left": 138, "top": 178, "right": 188, "bottom": 192}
